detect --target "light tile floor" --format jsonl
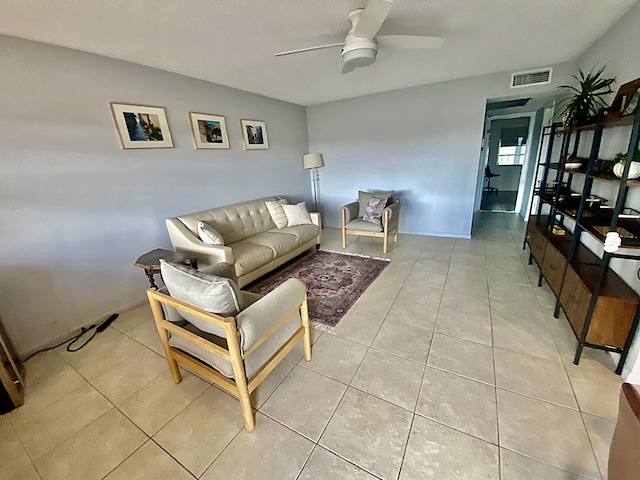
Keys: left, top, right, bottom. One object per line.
{"left": 0, "top": 212, "right": 624, "bottom": 480}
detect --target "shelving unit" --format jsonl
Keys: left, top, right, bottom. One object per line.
{"left": 524, "top": 106, "right": 640, "bottom": 374}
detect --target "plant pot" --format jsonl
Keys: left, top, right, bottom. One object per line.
{"left": 613, "top": 161, "right": 640, "bottom": 179}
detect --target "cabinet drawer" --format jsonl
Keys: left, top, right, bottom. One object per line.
{"left": 526, "top": 223, "right": 547, "bottom": 265}
{"left": 560, "top": 266, "right": 590, "bottom": 336}
{"left": 541, "top": 244, "right": 566, "bottom": 295}
{"left": 561, "top": 264, "right": 640, "bottom": 349}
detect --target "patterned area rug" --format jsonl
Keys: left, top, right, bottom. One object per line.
{"left": 246, "top": 250, "right": 389, "bottom": 333}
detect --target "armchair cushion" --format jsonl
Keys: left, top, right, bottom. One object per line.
{"left": 362, "top": 196, "right": 388, "bottom": 225}
{"left": 160, "top": 260, "right": 241, "bottom": 336}
{"left": 358, "top": 191, "right": 394, "bottom": 217}
{"left": 345, "top": 218, "right": 384, "bottom": 233}
{"left": 197, "top": 221, "right": 225, "bottom": 245}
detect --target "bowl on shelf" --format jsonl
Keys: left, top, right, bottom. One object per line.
{"left": 565, "top": 162, "right": 583, "bottom": 169}
{"left": 613, "top": 161, "right": 640, "bottom": 180}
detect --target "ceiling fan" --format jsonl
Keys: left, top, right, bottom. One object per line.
{"left": 274, "top": 0, "right": 445, "bottom": 74}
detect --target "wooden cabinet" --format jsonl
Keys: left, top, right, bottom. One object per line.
{"left": 525, "top": 105, "right": 640, "bottom": 374}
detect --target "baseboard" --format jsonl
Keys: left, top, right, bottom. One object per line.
{"left": 20, "top": 296, "right": 148, "bottom": 360}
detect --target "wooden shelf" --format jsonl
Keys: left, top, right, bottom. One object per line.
{"left": 527, "top": 103, "right": 640, "bottom": 372}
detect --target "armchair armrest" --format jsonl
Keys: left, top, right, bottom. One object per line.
{"left": 341, "top": 201, "right": 359, "bottom": 224}
{"left": 236, "top": 278, "right": 306, "bottom": 352}
{"left": 384, "top": 199, "right": 401, "bottom": 221}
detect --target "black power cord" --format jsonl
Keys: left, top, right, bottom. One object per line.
{"left": 23, "top": 313, "right": 119, "bottom": 362}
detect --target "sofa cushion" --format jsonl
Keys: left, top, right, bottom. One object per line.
{"left": 240, "top": 231, "right": 300, "bottom": 257}
{"left": 345, "top": 218, "right": 384, "bottom": 233}
{"left": 160, "top": 260, "right": 241, "bottom": 336}
{"left": 282, "top": 202, "right": 312, "bottom": 226}
{"left": 271, "top": 224, "right": 319, "bottom": 244}
{"left": 198, "top": 221, "right": 225, "bottom": 245}
{"left": 358, "top": 190, "right": 394, "bottom": 217}
{"left": 265, "top": 198, "right": 289, "bottom": 229}
{"left": 228, "top": 242, "right": 275, "bottom": 277}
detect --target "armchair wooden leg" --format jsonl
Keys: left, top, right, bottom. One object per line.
{"left": 394, "top": 227, "right": 398, "bottom": 243}
{"left": 341, "top": 208, "right": 347, "bottom": 249}
{"left": 226, "top": 324, "right": 255, "bottom": 432}
{"left": 301, "top": 295, "right": 312, "bottom": 362}
{"left": 383, "top": 233, "right": 388, "bottom": 254}
{"left": 147, "top": 290, "right": 182, "bottom": 384}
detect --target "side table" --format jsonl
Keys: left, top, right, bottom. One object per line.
{"left": 135, "top": 248, "right": 198, "bottom": 289}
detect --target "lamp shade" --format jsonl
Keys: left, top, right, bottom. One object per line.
{"left": 303, "top": 153, "right": 324, "bottom": 169}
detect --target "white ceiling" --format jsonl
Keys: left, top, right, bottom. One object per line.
{"left": 0, "top": 0, "right": 636, "bottom": 106}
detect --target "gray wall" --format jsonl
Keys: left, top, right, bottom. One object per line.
{"left": 307, "top": 65, "right": 573, "bottom": 237}
{"left": 0, "top": 35, "right": 310, "bottom": 356}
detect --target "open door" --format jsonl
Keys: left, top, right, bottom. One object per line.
{"left": 480, "top": 116, "right": 531, "bottom": 212}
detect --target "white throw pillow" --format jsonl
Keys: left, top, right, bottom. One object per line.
{"left": 198, "top": 221, "right": 224, "bottom": 245}
{"left": 282, "top": 202, "right": 312, "bottom": 226}
{"left": 266, "top": 198, "right": 289, "bottom": 229}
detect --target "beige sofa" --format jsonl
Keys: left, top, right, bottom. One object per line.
{"left": 166, "top": 196, "right": 321, "bottom": 287}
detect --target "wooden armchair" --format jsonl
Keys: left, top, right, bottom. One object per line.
{"left": 342, "top": 190, "right": 400, "bottom": 254}
{"left": 146, "top": 260, "right": 311, "bottom": 432}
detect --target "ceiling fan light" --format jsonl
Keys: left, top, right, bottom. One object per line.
{"left": 341, "top": 47, "right": 377, "bottom": 69}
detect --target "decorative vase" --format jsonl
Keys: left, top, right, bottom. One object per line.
{"left": 613, "top": 161, "right": 640, "bottom": 179}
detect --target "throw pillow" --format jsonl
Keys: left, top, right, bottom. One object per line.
{"left": 198, "top": 221, "right": 225, "bottom": 245}
{"left": 266, "top": 198, "right": 289, "bottom": 229}
{"left": 358, "top": 190, "right": 394, "bottom": 217}
{"left": 282, "top": 202, "right": 312, "bottom": 226}
{"left": 362, "top": 196, "right": 388, "bottom": 225}
{"left": 160, "top": 260, "right": 241, "bottom": 336}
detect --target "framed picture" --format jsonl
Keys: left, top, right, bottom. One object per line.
{"left": 607, "top": 77, "right": 640, "bottom": 120}
{"left": 240, "top": 119, "right": 269, "bottom": 150}
{"left": 110, "top": 102, "right": 173, "bottom": 149}
{"left": 622, "top": 88, "right": 640, "bottom": 116}
{"left": 188, "top": 112, "right": 230, "bottom": 149}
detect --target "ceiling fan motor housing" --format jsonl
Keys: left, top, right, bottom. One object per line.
{"left": 341, "top": 37, "right": 378, "bottom": 68}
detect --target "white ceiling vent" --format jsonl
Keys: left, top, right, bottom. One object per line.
{"left": 510, "top": 68, "right": 553, "bottom": 88}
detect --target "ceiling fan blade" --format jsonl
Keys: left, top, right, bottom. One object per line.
{"left": 341, "top": 62, "right": 357, "bottom": 75}
{"left": 353, "top": 0, "right": 393, "bottom": 39}
{"left": 274, "top": 42, "right": 345, "bottom": 57}
{"left": 376, "top": 35, "right": 445, "bottom": 49}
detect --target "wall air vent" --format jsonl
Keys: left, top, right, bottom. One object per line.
{"left": 510, "top": 68, "right": 553, "bottom": 88}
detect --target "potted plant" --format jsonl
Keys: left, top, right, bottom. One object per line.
{"left": 557, "top": 66, "right": 616, "bottom": 128}
{"left": 613, "top": 149, "right": 640, "bottom": 179}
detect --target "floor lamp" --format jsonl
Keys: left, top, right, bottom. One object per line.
{"left": 303, "top": 153, "right": 324, "bottom": 211}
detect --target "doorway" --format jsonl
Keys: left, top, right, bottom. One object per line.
{"left": 480, "top": 116, "right": 532, "bottom": 212}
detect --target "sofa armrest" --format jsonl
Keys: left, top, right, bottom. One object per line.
{"left": 166, "top": 218, "right": 234, "bottom": 266}
{"left": 310, "top": 212, "right": 322, "bottom": 245}
{"left": 341, "top": 201, "right": 359, "bottom": 224}
{"left": 235, "top": 278, "right": 306, "bottom": 352}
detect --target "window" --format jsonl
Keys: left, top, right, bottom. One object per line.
{"left": 497, "top": 135, "right": 527, "bottom": 166}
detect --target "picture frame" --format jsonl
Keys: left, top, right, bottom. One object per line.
{"left": 622, "top": 88, "right": 640, "bottom": 116}
{"left": 189, "top": 112, "right": 230, "bottom": 149}
{"left": 240, "top": 119, "right": 269, "bottom": 150}
{"left": 109, "top": 102, "right": 173, "bottom": 149}
{"left": 607, "top": 77, "right": 640, "bottom": 120}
